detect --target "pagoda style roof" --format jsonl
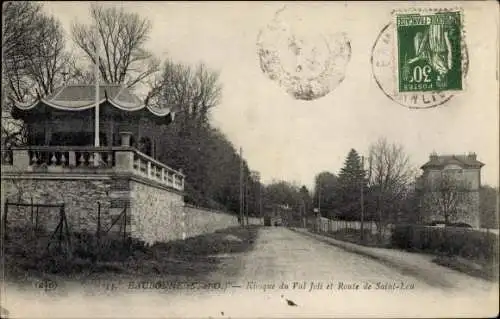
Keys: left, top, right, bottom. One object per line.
{"left": 421, "top": 154, "right": 485, "bottom": 170}
{"left": 12, "top": 84, "right": 173, "bottom": 121}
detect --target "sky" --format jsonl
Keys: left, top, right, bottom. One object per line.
{"left": 42, "top": 1, "right": 499, "bottom": 189}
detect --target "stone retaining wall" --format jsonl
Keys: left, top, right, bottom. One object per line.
{"left": 129, "top": 179, "right": 184, "bottom": 244}
{"left": 130, "top": 181, "right": 262, "bottom": 244}
{"left": 184, "top": 205, "right": 238, "bottom": 238}
{"left": 1, "top": 177, "right": 113, "bottom": 233}
{"left": 2, "top": 175, "right": 261, "bottom": 245}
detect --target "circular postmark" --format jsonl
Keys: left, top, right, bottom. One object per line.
{"left": 257, "top": 7, "right": 351, "bottom": 101}
{"left": 371, "top": 10, "right": 469, "bottom": 109}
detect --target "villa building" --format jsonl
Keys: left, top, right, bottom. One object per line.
{"left": 416, "top": 152, "right": 484, "bottom": 228}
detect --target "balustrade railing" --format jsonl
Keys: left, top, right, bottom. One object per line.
{"left": 25, "top": 146, "right": 115, "bottom": 168}
{"left": 2, "top": 146, "right": 184, "bottom": 191}
{"left": 133, "top": 150, "right": 184, "bottom": 191}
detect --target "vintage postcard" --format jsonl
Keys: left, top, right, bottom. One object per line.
{"left": 1, "top": 1, "right": 499, "bottom": 318}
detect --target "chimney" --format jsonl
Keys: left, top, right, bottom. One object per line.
{"left": 467, "top": 152, "right": 477, "bottom": 161}
{"left": 430, "top": 151, "right": 438, "bottom": 161}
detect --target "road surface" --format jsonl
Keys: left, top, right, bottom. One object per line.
{"left": 2, "top": 227, "right": 499, "bottom": 318}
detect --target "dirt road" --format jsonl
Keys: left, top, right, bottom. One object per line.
{"left": 2, "top": 227, "right": 498, "bottom": 318}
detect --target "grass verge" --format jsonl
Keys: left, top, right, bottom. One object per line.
{"left": 308, "top": 227, "right": 499, "bottom": 282}
{"left": 432, "top": 255, "right": 499, "bottom": 282}
{"left": 4, "top": 225, "right": 260, "bottom": 285}
{"left": 310, "top": 228, "right": 392, "bottom": 248}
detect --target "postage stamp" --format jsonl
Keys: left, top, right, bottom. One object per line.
{"left": 396, "top": 11, "right": 463, "bottom": 93}
{"left": 371, "top": 8, "right": 468, "bottom": 109}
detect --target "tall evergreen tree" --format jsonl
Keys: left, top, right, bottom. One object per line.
{"left": 336, "top": 149, "right": 366, "bottom": 220}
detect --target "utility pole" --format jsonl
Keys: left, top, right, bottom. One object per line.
{"left": 251, "top": 171, "right": 262, "bottom": 225}
{"left": 245, "top": 175, "right": 249, "bottom": 227}
{"left": 360, "top": 155, "right": 365, "bottom": 242}
{"left": 302, "top": 199, "right": 306, "bottom": 228}
{"left": 93, "top": 23, "right": 101, "bottom": 166}
{"left": 259, "top": 180, "right": 262, "bottom": 224}
{"left": 318, "top": 187, "right": 321, "bottom": 215}
{"left": 316, "top": 186, "right": 321, "bottom": 232}
{"left": 239, "top": 147, "right": 244, "bottom": 227}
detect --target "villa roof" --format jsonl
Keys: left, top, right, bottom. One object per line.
{"left": 12, "top": 84, "right": 173, "bottom": 120}
{"left": 421, "top": 154, "right": 485, "bottom": 170}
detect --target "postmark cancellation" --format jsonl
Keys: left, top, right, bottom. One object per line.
{"left": 257, "top": 6, "right": 351, "bottom": 101}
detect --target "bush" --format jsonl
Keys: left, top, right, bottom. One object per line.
{"left": 328, "top": 228, "right": 385, "bottom": 247}
{"left": 73, "top": 232, "right": 149, "bottom": 262}
{"left": 391, "top": 224, "right": 499, "bottom": 263}
{"left": 5, "top": 226, "right": 150, "bottom": 275}
{"left": 391, "top": 224, "right": 413, "bottom": 250}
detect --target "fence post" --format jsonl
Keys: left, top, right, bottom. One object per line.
{"left": 123, "top": 204, "right": 127, "bottom": 243}
{"left": 97, "top": 202, "right": 101, "bottom": 237}
{"left": 96, "top": 202, "right": 101, "bottom": 260}
{"left": 35, "top": 206, "right": 39, "bottom": 231}
{"left": 2, "top": 200, "right": 8, "bottom": 240}
{"left": 30, "top": 197, "right": 34, "bottom": 224}
{"left": 62, "top": 205, "right": 72, "bottom": 258}
{"left": 58, "top": 207, "right": 63, "bottom": 251}
{"left": 29, "top": 197, "right": 35, "bottom": 239}
{"left": 182, "top": 206, "right": 186, "bottom": 240}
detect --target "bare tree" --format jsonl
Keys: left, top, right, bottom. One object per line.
{"left": 421, "top": 173, "right": 472, "bottom": 225}
{"left": 190, "top": 63, "right": 222, "bottom": 123}
{"left": 63, "top": 57, "right": 98, "bottom": 85}
{"left": 2, "top": 2, "right": 71, "bottom": 149}
{"left": 366, "top": 137, "right": 417, "bottom": 239}
{"left": 2, "top": 2, "right": 43, "bottom": 74}
{"left": 152, "top": 60, "right": 223, "bottom": 207}
{"left": 3, "top": 1, "right": 42, "bottom": 107}
{"left": 71, "top": 3, "right": 159, "bottom": 89}
{"left": 151, "top": 60, "right": 194, "bottom": 115}
{"left": 21, "top": 15, "right": 73, "bottom": 97}
{"left": 154, "top": 60, "right": 222, "bottom": 123}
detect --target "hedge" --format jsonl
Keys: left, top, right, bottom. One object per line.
{"left": 391, "top": 224, "right": 499, "bottom": 263}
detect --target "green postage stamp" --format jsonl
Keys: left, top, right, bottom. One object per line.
{"left": 396, "top": 10, "right": 463, "bottom": 93}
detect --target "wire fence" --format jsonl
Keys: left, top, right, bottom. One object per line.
{"left": 2, "top": 198, "right": 263, "bottom": 261}
{"left": 305, "top": 215, "right": 396, "bottom": 246}
{"left": 3, "top": 199, "right": 131, "bottom": 261}
{"left": 3, "top": 200, "right": 72, "bottom": 257}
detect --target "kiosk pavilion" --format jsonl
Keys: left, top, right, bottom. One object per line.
{"left": 1, "top": 84, "right": 186, "bottom": 244}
